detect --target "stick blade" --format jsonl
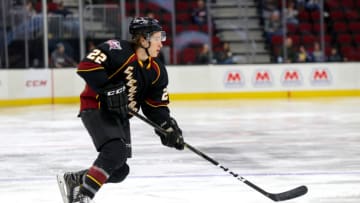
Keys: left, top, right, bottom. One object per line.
{"left": 270, "top": 185, "right": 308, "bottom": 202}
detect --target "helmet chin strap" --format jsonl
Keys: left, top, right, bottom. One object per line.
{"left": 140, "top": 37, "right": 151, "bottom": 58}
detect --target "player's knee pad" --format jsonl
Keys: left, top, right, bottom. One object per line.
{"left": 107, "top": 163, "right": 130, "bottom": 183}
{"left": 95, "top": 139, "right": 127, "bottom": 173}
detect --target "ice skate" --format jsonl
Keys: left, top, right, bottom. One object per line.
{"left": 56, "top": 170, "right": 87, "bottom": 203}
{"left": 78, "top": 193, "right": 94, "bottom": 203}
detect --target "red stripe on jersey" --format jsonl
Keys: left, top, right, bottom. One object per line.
{"left": 77, "top": 61, "right": 104, "bottom": 71}
{"left": 80, "top": 85, "right": 99, "bottom": 111}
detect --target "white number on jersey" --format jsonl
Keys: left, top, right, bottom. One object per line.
{"left": 86, "top": 49, "right": 107, "bottom": 64}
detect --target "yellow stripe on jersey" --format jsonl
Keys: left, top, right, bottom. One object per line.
{"left": 151, "top": 60, "right": 161, "bottom": 85}
{"left": 109, "top": 54, "right": 136, "bottom": 79}
{"left": 145, "top": 100, "right": 168, "bottom": 108}
{"left": 77, "top": 66, "right": 105, "bottom": 72}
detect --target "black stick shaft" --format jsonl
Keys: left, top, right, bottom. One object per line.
{"left": 129, "top": 110, "right": 307, "bottom": 201}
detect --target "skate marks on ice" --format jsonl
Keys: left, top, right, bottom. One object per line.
{"left": 0, "top": 99, "right": 359, "bottom": 202}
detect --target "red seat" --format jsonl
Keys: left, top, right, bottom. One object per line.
{"left": 348, "top": 22, "right": 360, "bottom": 33}
{"left": 199, "top": 24, "right": 209, "bottom": 33}
{"left": 340, "top": 45, "right": 354, "bottom": 58}
{"left": 298, "top": 11, "right": 310, "bottom": 22}
{"left": 286, "top": 23, "right": 298, "bottom": 34}
{"left": 212, "top": 36, "right": 221, "bottom": 47}
{"left": 329, "top": 11, "right": 345, "bottom": 21}
{"left": 162, "top": 24, "right": 171, "bottom": 34}
{"left": 163, "top": 38, "right": 172, "bottom": 46}
{"left": 176, "top": 12, "right": 190, "bottom": 23}
{"left": 345, "top": 10, "right": 360, "bottom": 21}
{"left": 302, "top": 35, "right": 315, "bottom": 46}
{"left": 342, "top": 0, "right": 354, "bottom": 8}
{"left": 188, "top": 24, "right": 200, "bottom": 31}
{"left": 162, "top": 13, "right": 172, "bottom": 23}
{"left": 324, "top": 35, "right": 332, "bottom": 44}
{"left": 176, "top": 2, "right": 189, "bottom": 11}
{"left": 353, "top": 34, "right": 360, "bottom": 44}
{"left": 289, "top": 35, "right": 300, "bottom": 45}
{"left": 337, "top": 34, "right": 352, "bottom": 44}
{"left": 310, "top": 11, "right": 321, "bottom": 21}
{"left": 271, "top": 35, "right": 284, "bottom": 46}
{"left": 314, "top": 35, "right": 332, "bottom": 46}
{"left": 326, "top": 1, "right": 341, "bottom": 11}
{"left": 180, "top": 48, "right": 197, "bottom": 64}
{"left": 145, "top": 3, "right": 160, "bottom": 11}
{"left": 312, "top": 23, "right": 321, "bottom": 33}
{"left": 176, "top": 24, "right": 186, "bottom": 33}
{"left": 333, "top": 22, "right": 348, "bottom": 33}
{"left": 325, "top": 46, "right": 332, "bottom": 56}
{"left": 298, "top": 23, "right": 312, "bottom": 34}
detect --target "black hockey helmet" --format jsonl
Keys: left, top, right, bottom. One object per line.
{"left": 129, "top": 17, "right": 165, "bottom": 40}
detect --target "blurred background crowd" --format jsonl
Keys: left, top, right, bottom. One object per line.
{"left": 0, "top": 0, "right": 359, "bottom": 68}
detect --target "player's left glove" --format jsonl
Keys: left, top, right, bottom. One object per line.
{"left": 99, "top": 82, "right": 128, "bottom": 119}
{"left": 155, "top": 117, "right": 185, "bottom": 150}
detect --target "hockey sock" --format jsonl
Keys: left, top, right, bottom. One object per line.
{"left": 81, "top": 139, "right": 127, "bottom": 198}
{"left": 80, "top": 165, "right": 109, "bottom": 199}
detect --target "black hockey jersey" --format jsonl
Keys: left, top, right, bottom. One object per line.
{"left": 77, "top": 39, "right": 171, "bottom": 124}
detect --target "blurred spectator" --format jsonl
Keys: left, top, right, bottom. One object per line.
{"left": 278, "top": 37, "right": 297, "bottom": 63}
{"left": 214, "top": 42, "right": 235, "bottom": 64}
{"left": 296, "top": 0, "right": 306, "bottom": 10}
{"left": 195, "top": 44, "right": 210, "bottom": 64}
{"left": 50, "top": 43, "right": 77, "bottom": 68}
{"left": 264, "top": 10, "right": 282, "bottom": 43}
{"left": 327, "top": 47, "right": 342, "bottom": 62}
{"left": 191, "top": 0, "right": 207, "bottom": 25}
{"left": 261, "top": 0, "right": 279, "bottom": 19}
{"left": 309, "top": 42, "right": 325, "bottom": 62}
{"left": 284, "top": 1, "right": 299, "bottom": 24}
{"left": 305, "top": 0, "right": 320, "bottom": 11}
{"left": 297, "top": 45, "right": 312, "bottom": 62}
{"left": 87, "top": 40, "right": 96, "bottom": 52}
{"left": 53, "top": 1, "right": 72, "bottom": 17}
{"left": 25, "top": 0, "right": 37, "bottom": 17}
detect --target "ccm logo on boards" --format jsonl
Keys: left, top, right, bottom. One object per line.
{"left": 310, "top": 68, "right": 331, "bottom": 85}
{"left": 25, "top": 80, "right": 48, "bottom": 87}
{"left": 252, "top": 70, "right": 273, "bottom": 87}
{"left": 281, "top": 69, "right": 302, "bottom": 86}
{"left": 224, "top": 71, "right": 245, "bottom": 87}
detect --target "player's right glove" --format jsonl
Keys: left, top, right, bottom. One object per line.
{"left": 155, "top": 117, "right": 185, "bottom": 150}
{"left": 99, "top": 82, "right": 128, "bottom": 119}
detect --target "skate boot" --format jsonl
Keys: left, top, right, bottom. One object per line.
{"left": 78, "top": 193, "right": 94, "bottom": 203}
{"left": 56, "top": 170, "right": 87, "bottom": 203}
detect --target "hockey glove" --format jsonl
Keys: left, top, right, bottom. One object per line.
{"left": 156, "top": 117, "right": 185, "bottom": 150}
{"left": 99, "top": 82, "right": 128, "bottom": 119}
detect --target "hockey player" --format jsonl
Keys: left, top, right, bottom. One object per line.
{"left": 56, "top": 17, "right": 185, "bottom": 203}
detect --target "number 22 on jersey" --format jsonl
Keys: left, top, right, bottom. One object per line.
{"left": 86, "top": 49, "right": 107, "bottom": 64}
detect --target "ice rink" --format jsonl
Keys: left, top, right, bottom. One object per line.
{"left": 0, "top": 98, "right": 359, "bottom": 203}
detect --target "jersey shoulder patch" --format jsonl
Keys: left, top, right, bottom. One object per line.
{"left": 105, "top": 40, "right": 122, "bottom": 50}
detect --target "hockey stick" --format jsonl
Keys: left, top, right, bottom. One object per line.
{"left": 129, "top": 110, "right": 308, "bottom": 201}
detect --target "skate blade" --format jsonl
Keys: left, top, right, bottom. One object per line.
{"left": 56, "top": 174, "right": 69, "bottom": 203}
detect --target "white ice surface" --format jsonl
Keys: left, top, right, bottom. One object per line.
{"left": 0, "top": 99, "right": 360, "bottom": 203}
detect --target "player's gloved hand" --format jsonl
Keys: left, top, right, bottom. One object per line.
{"left": 155, "top": 117, "right": 185, "bottom": 150}
{"left": 99, "top": 82, "right": 128, "bottom": 119}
